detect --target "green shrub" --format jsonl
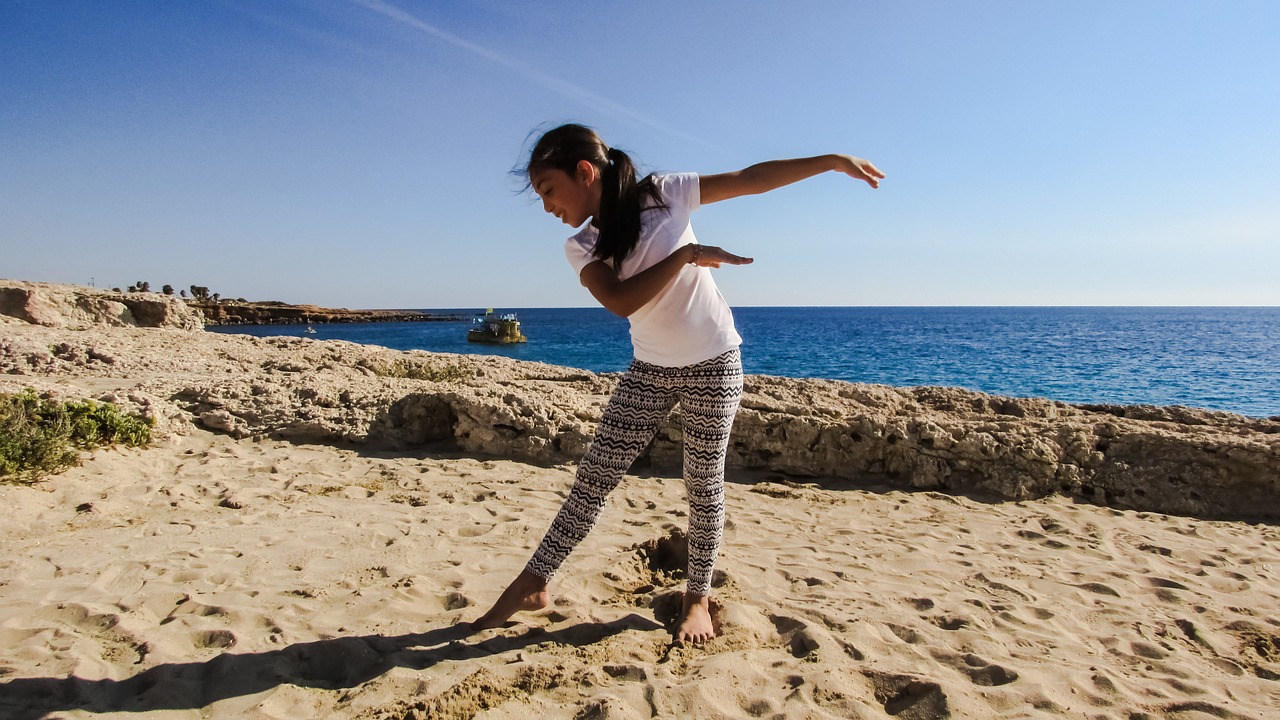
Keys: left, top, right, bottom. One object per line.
{"left": 0, "top": 390, "right": 153, "bottom": 484}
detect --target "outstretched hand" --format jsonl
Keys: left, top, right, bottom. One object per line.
{"left": 692, "top": 245, "right": 754, "bottom": 268}
{"left": 834, "top": 155, "right": 885, "bottom": 189}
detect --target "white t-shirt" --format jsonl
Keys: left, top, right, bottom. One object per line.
{"left": 564, "top": 172, "right": 742, "bottom": 367}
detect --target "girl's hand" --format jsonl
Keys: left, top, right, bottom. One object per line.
{"left": 689, "top": 244, "right": 754, "bottom": 268}
{"left": 834, "top": 155, "right": 885, "bottom": 189}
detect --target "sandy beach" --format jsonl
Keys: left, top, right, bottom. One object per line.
{"left": 2, "top": 281, "right": 1278, "bottom": 719}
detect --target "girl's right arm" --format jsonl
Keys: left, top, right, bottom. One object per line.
{"left": 580, "top": 244, "right": 752, "bottom": 318}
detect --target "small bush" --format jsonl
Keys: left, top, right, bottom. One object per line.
{"left": 0, "top": 390, "right": 153, "bottom": 484}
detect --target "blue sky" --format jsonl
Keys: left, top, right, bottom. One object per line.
{"left": 3, "top": 1, "right": 1277, "bottom": 308}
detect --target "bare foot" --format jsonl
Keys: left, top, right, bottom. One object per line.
{"left": 675, "top": 592, "right": 717, "bottom": 644}
{"left": 471, "top": 569, "right": 550, "bottom": 630}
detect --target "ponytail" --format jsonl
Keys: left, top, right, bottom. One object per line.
{"left": 595, "top": 147, "right": 666, "bottom": 268}
{"left": 523, "top": 124, "right": 666, "bottom": 268}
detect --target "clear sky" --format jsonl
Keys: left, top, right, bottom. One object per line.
{"left": 3, "top": 1, "right": 1278, "bottom": 308}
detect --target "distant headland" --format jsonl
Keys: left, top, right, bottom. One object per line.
{"left": 191, "top": 300, "right": 460, "bottom": 326}
{"left": 25, "top": 279, "right": 462, "bottom": 327}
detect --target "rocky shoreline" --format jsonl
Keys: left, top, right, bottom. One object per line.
{"left": 191, "top": 300, "right": 464, "bottom": 326}
{"left": 4, "top": 279, "right": 1280, "bottom": 719}
{"left": 3, "top": 278, "right": 1277, "bottom": 522}
{"left": 0, "top": 278, "right": 461, "bottom": 327}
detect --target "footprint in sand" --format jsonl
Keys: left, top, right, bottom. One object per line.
{"left": 931, "top": 649, "right": 1020, "bottom": 686}
{"left": 1128, "top": 639, "right": 1172, "bottom": 660}
{"left": 89, "top": 561, "right": 148, "bottom": 596}
{"left": 929, "top": 615, "right": 971, "bottom": 631}
{"left": 907, "top": 597, "right": 935, "bottom": 611}
{"left": 863, "top": 670, "right": 950, "bottom": 720}
{"left": 602, "top": 663, "right": 647, "bottom": 682}
{"left": 1144, "top": 576, "right": 1192, "bottom": 603}
{"left": 33, "top": 602, "right": 148, "bottom": 665}
{"left": 968, "top": 573, "right": 1034, "bottom": 603}
{"left": 149, "top": 521, "right": 196, "bottom": 536}
{"left": 1144, "top": 576, "right": 1191, "bottom": 591}
{"left": 1075, "top": 581, "right": 1121, "bottom": 597}
{"left": 1015, "top": 529, "right": 1071, "bottom": 549}
{"left": 159, "top": 596, "right": 229, "bottom": 625}
{"left": 36, "top": 602, "right": 121, "bottom": 633}
{"left": 769, "top": 614, "right": 827, "bottom": 659}
{"left": 631, "top": 527, "right": 689, "bottom": 585}
{"left": 885, "top": 623, "right": 923, "bottom": 645}
{"left": 193, "top": 628, "right": 237, "bottom": 649}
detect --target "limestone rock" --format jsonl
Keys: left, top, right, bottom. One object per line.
{"left": 3, "top": 280, "right": 1277, "bottom": 522}
{"left": 0, "top": 279, "right": 203, "bottom": 330}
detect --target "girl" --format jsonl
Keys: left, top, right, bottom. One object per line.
{"left": 474, "top": 123, "right": 883, "bottom": 644}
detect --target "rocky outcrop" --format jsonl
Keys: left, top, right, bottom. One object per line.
{"left": 718, "top": 380, "right": 1278, "bottom": 520}
{"left": 2, "top": 281, "right": 1277, "bottom": 522}
{"left": 0, "top": 279, "right": 203, "bottom": 330}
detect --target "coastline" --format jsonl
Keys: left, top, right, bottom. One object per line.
{"left": 191, "top": 300, "right": 467, "bottom": 326}
{"left": 220, "top": 305, "right": 1280, "bottom": 419}
{"left": 2, "top": 279, "right": 1279, "bottom": 718}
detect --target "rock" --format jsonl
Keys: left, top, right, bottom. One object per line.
{"left": 0, "top": 279, "right": 203, "bottom": 330}
{"left": 199, "top": 410, "right": 248, "bottom": 438}
{"left": 3, "top": 280, "right": 1278, "bottom": 522}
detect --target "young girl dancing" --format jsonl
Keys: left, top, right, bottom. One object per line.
{"left": 474, "top": 123, "right": 883, "bottom": 643}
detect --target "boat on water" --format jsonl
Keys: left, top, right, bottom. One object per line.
{"left": 304, "top": 325, "right": 317, "bottom": 334}
{"left": 467, "top": 308, "right": 527, "bottom": 344}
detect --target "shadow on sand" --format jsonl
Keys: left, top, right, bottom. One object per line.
{"left": 0, "top": 614, "right": 662, "bottom": 720}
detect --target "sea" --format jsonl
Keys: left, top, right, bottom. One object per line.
{"left": 208, "top": 307, "right": 1280, "bottom": 419}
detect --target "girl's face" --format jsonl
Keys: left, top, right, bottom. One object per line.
{"left": 530, "top": 160, "right": 601, "bottom": 228}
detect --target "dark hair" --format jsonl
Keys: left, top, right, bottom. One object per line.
{"left": 523, "top": 123, "right": 666, "bottom": 268}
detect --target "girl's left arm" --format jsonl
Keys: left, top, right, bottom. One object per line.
{"left": 579, "top": 243, "right": 752, "bottom": 318}
{"left": 699, "top": 154, "right": 884, "bottom": 205}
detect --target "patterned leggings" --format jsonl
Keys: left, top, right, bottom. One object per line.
{"left": 526, "top": 349, "right": 744, "bottom": 595}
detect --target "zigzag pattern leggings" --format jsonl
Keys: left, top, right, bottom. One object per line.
{"left": 526, "top": 349, "right": 743, "bottom": 596}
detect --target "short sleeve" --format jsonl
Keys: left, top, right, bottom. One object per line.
{"left": 564, "top": 226, "right": 600, "bottom": 277}
{"left": 656, "top": 173, "right": 700, "bottom": 215}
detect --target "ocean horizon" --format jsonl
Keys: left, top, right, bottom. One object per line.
{"left": 209, "top": 306, "right": 1280, "bottom": 419}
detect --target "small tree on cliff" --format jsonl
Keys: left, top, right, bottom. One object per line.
{"left": 162, "top": 285, "right": 174, "bottom": 296}
{"left": 189, "top": 286, "right": 210, "bottom": 301}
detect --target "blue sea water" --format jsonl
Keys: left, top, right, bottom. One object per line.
{"left": 208, "top": 307, "right": 1280, "bottom": 419}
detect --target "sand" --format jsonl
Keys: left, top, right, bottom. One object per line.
{"left": 2, "top": 427, "right": 1278, "bottom": 719}
{"left": 1, "top": 282, "right": 1278, "bottom": 718}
